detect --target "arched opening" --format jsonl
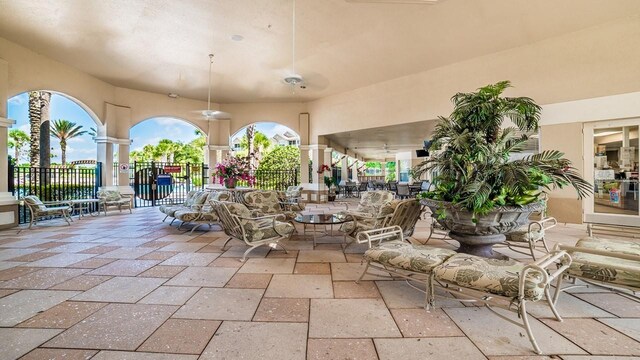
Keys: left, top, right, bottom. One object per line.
{"left": 227, "top": 122, "right": 302, "bottom": 189}
{"left": 7, "top": 91, "right": 100, "bottom": 166}
{"left": 128, "top": 116, "right": 208, "bottom": 207}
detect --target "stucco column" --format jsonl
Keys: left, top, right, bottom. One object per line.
{"left": 96, "top": 137, "right": 114, "bottom": 187}
{"left": 299, "top": 145, "right": 310, "bottom": 184}
{"left": 340, "top": 157, "right": 348, "bottom": 184}
{"left": 323, "top": 147, "right": 333, "bottom": 181}
{"left": 352, "top": 159, "right": 359, "bottom": 183}
{"left": 381, "top": 161, "right": 387, "bottom": 179}
{"left": 310, "top": 145, "right": 326, "bottom": 185}
{"left": 117, "top": 141, "right": 131, "bottom": 189}
{"left": 0, "top": 117, "right": 18, "bottom": 229}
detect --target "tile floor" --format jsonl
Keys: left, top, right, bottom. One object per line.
{"left": 0, "top": 201, "right": 638, "bottom": 359}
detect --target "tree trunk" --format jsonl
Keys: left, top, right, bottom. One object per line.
{"left": 60, "top": 140, "right": 66, "bottom": 166}
{"left": 39, "top": 92, "right": 51, "bottom": 168}
{"left": 28, "top": 91, "right": 41, "bottom": 167}
{"left": 246, "top": 124, "right": 256, "bottom": 170}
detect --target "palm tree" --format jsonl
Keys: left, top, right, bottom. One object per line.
{"left": 8, "top": 129, "right": 29, "bottom": 163}
{"left": 245, "top": 124, "right": 256, "bottom": 169}
{"left": 28, "top": 91, "right": 41, "bottom": 167}
{"left": 50, "top": 119, "right": 87, "bottom": 165}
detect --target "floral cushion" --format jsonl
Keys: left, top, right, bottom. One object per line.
{"left": 245, "top": 191, "right": 282, "bottom": 215}
{"left": 225, "top": 202, "right": 252, "bottom": 219}
{"left": 433, "top": 254, "right": 547, "bottom": 301}
{"left": 365, "top": 240, "right": 457, "bottom": 273}
{"left": 98, "top": 190, "right": 122, "bottom": 202}
{"left": 159, "top": 205, "right": 181, "bottom": 216}
{"left": 285, "top": 186, "right": 303, "bottom": 199}
{"left": 505, "top": 228, "right": 545, "bottom": 243}
{"left": 566, "top": 237, "right": 640, "bottom": 289}
{"left": 356, "top": 191, "right": 394, "bottom": 215}
{"left": 174, "top": 210, "right": 218, "bottom": 223}
{"left": 23, "top": 195, "right": 47, "bottom": 211}
{"left": 244, "top": 221, "right": 294, "bottom": 242}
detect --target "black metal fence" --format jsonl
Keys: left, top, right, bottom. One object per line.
{"left": 232, "top": 169, "right": 300, "bottom": 191}
{"left": 130, "top": 161, "right": 208, "bottom": 208}
{"left": 9, "top": 162, "right": 103, "bottom": 224}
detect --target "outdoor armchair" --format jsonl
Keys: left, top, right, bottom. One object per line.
{"left": 22, "top": 195, "right": 74, "bottom": 229}
{"left": 97, "top": 189, "right": 133, "bottom": 215}
{"left": 244, "top": 190, "right": 299, "bottom": 223}
{"left": 502, "top": 217, "right": 557, "bottom": 260}
{"left": 174, "top": 190, "right": 231, "bottom": 234}
{"left": 159, "top": 190, "right": 208, "bottom": 224}
{"left": 212, "top": 200, "right": 294, "bottom": 261}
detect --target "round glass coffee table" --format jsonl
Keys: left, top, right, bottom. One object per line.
{"left": 294, "top": 214, "right": 349, "bottom": 248}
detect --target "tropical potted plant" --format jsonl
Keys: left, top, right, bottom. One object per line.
{"left": 414, "top": 81, "right": 591, "bottom": 258}
{"left": 212, "top": 156, "right": 255, "bottom": 188}
{"left": 317, "top": 164, "right": 336, "bottom": 201}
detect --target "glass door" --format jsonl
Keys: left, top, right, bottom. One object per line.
{"left": 584, "top": 119, "right": 639, "bottom": 225}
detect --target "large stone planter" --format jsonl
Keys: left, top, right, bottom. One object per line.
{"left": 421, "top": 198, "right": 544, "bottom": 259}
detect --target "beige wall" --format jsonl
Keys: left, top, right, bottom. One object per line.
{"left": 540, "top": 123, "right": 584, "bottom": 224}
{"left": 221, "top": 102, "right": 307, "bottom": 137}
{"left": 307, "top": 17, "right": 640, "bottom": 140}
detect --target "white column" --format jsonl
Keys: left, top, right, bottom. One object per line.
{"left": 340, "top": 157, "right": 348, "bottom": 184}
{"left": 352, "top": 159, "right": 359, "bottom": 183}
{"left": 310, "top": 145, "right": 326, "bottom": 186}
{"left": 116, "top": 141, "right": 131, "bottom": 193}
{"left": 381, "top": 161, "right": 387, "bottom": 180}
{"left": 0, "top": 117, "right": 16, "bottom": 203}
{"left": 323, "top": 148, "right": 333, "bottom": 175}
{"left": 300, "top": 145, "right": 310, "bottom": 184}
{"left": 96, "top": 137, "right": 114, "bottom": 187}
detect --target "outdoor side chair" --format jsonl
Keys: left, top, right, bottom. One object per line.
{"left": 22, "top": 195, "right": 74, "bottom": 229}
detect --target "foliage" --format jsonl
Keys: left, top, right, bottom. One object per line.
{"left": 51, "top": 119, "right": 87, "bottom": 165}
{"left": 212, "top": 156, "right": 255, "bottom": 185}
{"left": 257, "top": 146, "right": 300, "bottom": 171}
{"left": 324, "top": 176, "right": 335, "bottom": 189}
{"left": 129, "top": 132, "right": 205, "bottom": 164}
{"left": 8, "top": 129, "right": 29, "bottom": 164}
{"left": 365, "top": 161, "right": 381, "bottom": 169}
{"left": 413, "top": 81, "right": 591, "bottom": 217}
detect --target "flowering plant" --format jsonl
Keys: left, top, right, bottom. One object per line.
{"left": 212, "top": 156, "right": 255, "bottom": 186}
{"left": 316, "top": 164, "right": 331, "bottom": 174}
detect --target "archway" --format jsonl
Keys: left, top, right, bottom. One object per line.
{"left": 128, "top": 116, "right": 208, "bottom": 207}
{"left": 7, "top": 91, "right": 99, "bottom": 166}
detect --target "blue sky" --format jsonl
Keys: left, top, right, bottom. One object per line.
{"left": 8, "top": 92, "right": 297, "bottom": 163}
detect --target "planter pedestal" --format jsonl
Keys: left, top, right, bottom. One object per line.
{"left": 449, "top": 232, "right": 507, "bottom": 259}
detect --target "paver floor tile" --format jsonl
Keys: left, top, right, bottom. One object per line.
{"left": 200, "top": 321, "right": 307, "bottom": 360}
{"left": 49, "top": 275, "right": 112, "bottom": 290}
{"left": 598, "top": 318, "right": 640, "bottom": 342}
{"left": 87, "top": 259, "right": 160, "bottom": 276}
{"left": 444, "top": 307, "right": 586, "bottom": 355}
{"left": 20, "top": 348, "right": 97, "bottom": 360}
{"left": 90, "top": 351, "right": 198, "bottom": 359}
{"left": 390, "top": 308, "right": 464, "bottom": 337}
{"left": 253, "top": 298, "right": 310, "bottom": 322}
{"left": 72, "top": 277, "right": 165, "bottom": 303}
{"left": 138, "top": 319, "right": 221, "bottom": 354}
{"left": 297, "top": 250, "right": 346, "bottom": 263}
{"left": 237, "top": 258, "right": 296, "bottom": 274}
{"left": 333, "top": 280, "right": 380, "bottom": 298}
{"left": 17, "top": 301, "right": 107, "bottom": 328}
{"left": 309, "top": 298, "right": 401, "bottom": 338}
{"left": 158, "top": 242, "right": 207, "bottom": 253}
{"left": 0, "top": 266, "right": 41, "bottom": 281}
{"left": 43, "top": 303, "right": 177, "bottom": 350}
{"left": 574, "top": 293, "right": 640, "bottom": 318}
{"left": 165, "top": 266, "right": 236, "bottom": 287}
{"left": 25, "top": 253, "right": 95, "bottom": 267}
{"left": 66, "top": 257, "right": 116, "bottom": 269}
{"left": 139, "top": 286, "right": 200, "bottom": 305}
{"left": 293, "top": 262, "right": 331, "bottom": 274}
{"left": 265, "top": 274, "right": 333, "bottom": 298}
{"left": 225, "top": 273, "right": 272, "bottom": 288}
{"left": 307, "top": 339, "right": 378, "bottom": 360}
{"left": 173, "top": 287, "right": 263, "bottom": 320}
{"left": 0, "top": 289, "right": 79, "bottom": 326}
{"left": 208, "top": 257, "right": 243, "bottom": 268}
{"left": 331, "top": 262, "right": 389, "bottom": 281}
{"left": 541, "top": 318, "right": 640, "bottom": 355}
{"left": 138, "top": 251, "right": 179, "bottom": 261}
{"left": 96, "top": 247, "right": 156, "bottom": 259}
{"left": 375, "top": 337, "right": 486, "bottom": 360}
{"left": 159, "top": 252, "right": 219, "bottom": 266}
{"left": 138, "top": 265, "right": 186, "bottom": 278}
{"left": 0, "top": 328, "right": 62, "bottom": 360}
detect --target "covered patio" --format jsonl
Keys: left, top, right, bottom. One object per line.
{"left": 0, "top": 203, "right": 638, "bottom": 359}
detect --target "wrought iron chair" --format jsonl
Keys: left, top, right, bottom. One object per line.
{"left": 356, "top": 182, "right": 368, "bottom": 197}
{"left": 212, "top": 200, "right": 294, "bottom": 261}
{"left": 396, "top": 184, "right": 410, "bottom": 199}
{"left": 97, "top": 189, "right": 133, "bottom": 215}
{"left": 23, "top": 195, "right": 74, "bottom": 229}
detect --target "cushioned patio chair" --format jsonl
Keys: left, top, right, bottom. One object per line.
{"left": 212, "top": 200, "right": 294, "bottom": 261}
{"left": 244, "top": 190, "right": 299, "bottom": 224}
{"left": 23, "top": 195, "right": 74, "bottom": 229}
{"left": 278, "top": 186, "right": 306, "bottom": 212}
{"left": 357, "top": 225, "right": 572, "bottom": 354}
{"left": 554, "top": 236, "right": 640, "bottom": 302}
{"left": 159, "top": 190, "right": 207, "bottom": 224}
{"left": 174, "top": 190, "right": 231, "bottom": 234}
{"left": 343, "top": 199, "right": 423, "bottom": 245}
{"left": 97, "top": 189, "right": 133, "bottom": 215}
{"left": 502, "top": 217, "right": 557, "bottom": 260}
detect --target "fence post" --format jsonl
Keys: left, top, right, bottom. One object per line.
{"left": 94, "top": 162, "right": 103, "bottom": 197}
{"left": 8, "top": 156, "right": 15, "bottom": 195}
{"left": 186, "top": 162, "right": 191, "bottom": 192}
{"left": 151, "top": 161, "right": 157, "bottom": 207}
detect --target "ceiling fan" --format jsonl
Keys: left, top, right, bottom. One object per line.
{"left": 354, "top": 143, "right": 415, "bottom": 152}
{"left": 192, "top": 54, "right": 230, "bottom": 120}
{"left": 283, "top": 0, "right": 306, "bottom": 92}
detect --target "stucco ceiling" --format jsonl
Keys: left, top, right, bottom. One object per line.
{"left": 0, "top": 0, "right": 639, "bottom": 103}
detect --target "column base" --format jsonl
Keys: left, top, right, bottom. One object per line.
{"left": 0, "top": 192, "right": 18, "bottom": 230}
{"left": 301, "top": 186, "right": 329, "bottom": 204}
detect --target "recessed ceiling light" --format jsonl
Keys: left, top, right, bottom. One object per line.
{"left": 168, "top": 93, "right": 179, "bottom": 98}
{"left": 231, "top": 34, "right": 244, "bottom": 42}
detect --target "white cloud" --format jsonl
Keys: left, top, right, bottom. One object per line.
{"left": 8, "top": 95, "right": 26, "bottom": 106}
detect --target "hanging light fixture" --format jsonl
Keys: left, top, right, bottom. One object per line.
{"left": 194, "top": 53, "right": 222, "bottom": 120}
{"left": 283, "top": 0, "right": 304, "bottom": 92}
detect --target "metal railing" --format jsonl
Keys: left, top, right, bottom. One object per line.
{"left": 9, "top": 162, "right": 103, "bottom": 224}
{"left": 233, "top": 169, "right": 300, "bottom": 191}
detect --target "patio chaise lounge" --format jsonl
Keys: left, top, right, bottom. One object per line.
{"left": 174, "top": 190, "right": 232, "bottom": 234}
{"left": 357, "top": 226, "right": 571, "bottom": 354}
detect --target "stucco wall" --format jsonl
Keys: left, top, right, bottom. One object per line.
{"left": 307, "top": 17, "right": 640, "bottom": 140}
